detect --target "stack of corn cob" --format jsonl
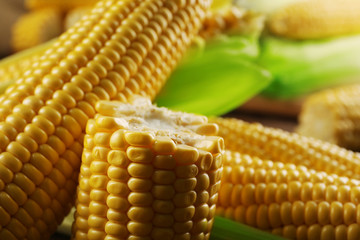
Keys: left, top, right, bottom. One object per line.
{"left": 0, "top": 0, "right": 213, "bottom": 239}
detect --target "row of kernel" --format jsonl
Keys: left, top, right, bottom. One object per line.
{"left": 218, "top": 201, "right": 360, "bottom": 230}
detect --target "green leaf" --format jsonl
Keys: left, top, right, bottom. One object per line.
{"left": 259, "top": 35, "right": 360, "bottom": 99}
{"left": 210, "top": 217, "right": 286, "bottom": 240}
{"left": 155, "top": 36, "right": 272, "bottom": 116}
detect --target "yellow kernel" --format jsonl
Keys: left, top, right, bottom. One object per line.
{"left": 283, "top": 225, "right": 297, "bottom": 239}
{"left": 313, "top": 183, "right": 326, "bottom": 201}
{"left": 110, "top": 129, "right": 128, "bottom": 150}
{"left": 127, "top": 147, "right": 154, "bottom": 163}
{"left": 318, "top": 202, "right": 331, "bottom": 225}
{"left": 152, "top": 170, "right": 176, "bottom": 185}
{"left": 335, "top": 225, "right": 347, "bottom": 240}
{"left": 0, "top": 152, "right": 23, "bottom": 173}
{"left": 128, "top": 163, "right": 153, "bottom": 178}
{"left": 107, "top": 166, "right": 129, "bottom": 181}
{"left": 305, "top": 201, "right": 318, "bottom": 225}
{"left": 127, "top": 221, "right": 152, "bottom": 236}
{"left": 281, "top": 202, "right": 292, "bottom": 225}
{"left": 265, "top": 183, "right": 278, "bottom": 204}
{"left": 5, "top": 184, "right": 27, "bottom": 206}
{"left": 107, "top": 180, "right": 129, "bottom": 196}
{"left": 348, "top": 224, "right": 360, "bottom": 240}
{"left": 152, "top": 185, "right": 175, "bottom": 200}
{"left": 0, "top": 206, "right": 11, "bottom": 226}
{"left": 268, "top": 203, "right": 281, "bottom": 228}
{"left": 13, "top": 173, "right": 35, "bottom": 195}
{"left": 151, "top": 227, "right": 174, "bottom": 240}
{"left": 0, "top": 192, "right": 18, "bottom": 215}
{"left": 94, "top": 132, "right": 112, "bottom": 147}
{"left": 153, "top": 137, "right": 176, "bottom": 154}
{"left": 338, "top": 185, "right": 351, "bottom": 203}
{"left": 89, "top": 175, "right": 109, "bottom": 189}
{"left": 154, "top": 155, "right": 176, "bottom": 169}
{"left": 128, "top": 178, "right": 152, "bottom": 192}
{"left": 128, "top": 192, "right": 153, "bottom": 207}
{"left": 107, "top": 195, "right": 129, "bottom": 212}
{"left": 245, "top": 204, "right": 258, "bottom": 227}
{"left": 105, "top": 221, "right": 127, "bottom": 238}
{"left": 128, "top": 207, "right": 154, "bottom": 222}
{"left": 292, "top": 201, "right": 305, "bottom": 226}
{"left": 241, "top": 184, "right": 255, "bottom": 207}
{"left": 92, "top": 146, "right": 110, "bottom": 161}
{"left": 0, "top": 163, "right": 14, "bottom": 184}
{"left": 125, "top": 131, "right": 154, "bottom": 146}
{"left": 88, "top": 214, "right": 107, "bottom": 229}
{"left": 175, "top": 164, "right": 198, "bottom": 178}
{"left": 107, "top": 209, "right": 128, "bottom": 223}
{"left": 89, "top": 202, "right": 107, "bottom": 216}
{"left": 174, "top": 145, "right": 199, "bottom": 165}
{"left": 344, "top": 202, "right": 357, "bottom": 225}
{"left": 108, "top": 150, "right": 129, "bottom": 167}
{"left": 331, "top": 201, "right": 344, "bottom": 225}
{"left": 196, "top": 151, "right": 213, "bottom": 172}
{"left": 173, "top": 206, "right": 195, "bottom": 222}
{"left": 288, "top": 181, "right": 301, "bottom": 202}
{"left": 173, "top": 191, "right": 196, "bottom": 207}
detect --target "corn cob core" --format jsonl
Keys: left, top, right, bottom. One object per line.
{"left": 210, "top": 118, "right": 360, "bottom": 179}
{"left": 217, "top": 151, "right": 360, "bottom": 240}
{"left": 72, "top": 99, "right": 224, "bottom": 240}
{"left": 268, "top": 0, "right": 360, "bottom": 40}
{"left": 25, "top": 0, "right": 100, "bottom": 11}
{"left": 0, "top": 0, "right": 209, "bottom": 239}
{"left": 297, "top": 84, "right": 360, "bottom": 151}
{"left": 11, "top": 8, "right": 63, "bottom": 52}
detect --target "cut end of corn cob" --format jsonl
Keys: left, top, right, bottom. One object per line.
{"left": 72, "top": 99, "right": 224, "bottom": 239}
{"left": 11, "top": 8, "right": 63, "bottom": 52}
{"left": 268, "top": 0, "right": 360, "bottom": 40}
{"left": 297, "top": 84, "right": 360, "bottom": 151}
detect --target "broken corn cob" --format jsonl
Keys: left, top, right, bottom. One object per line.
{"left": 297, "top": 84, "right": 360, "bottom": 151}
{"left": 0, "top": 0, "right": 209, "bottom": 238}
{"left": 268, "top": 0, "right": 360, "bottom": 40}
{"left": 25, "top": 0, "right": 99, "bottom": 11}
{"left": 11, "top": 8, "right": 63, "bottom": 52}
{"left": 210, "top": 118, "right": 360, "bottom": 179}
{"left": 72, "top": 99, "right": 224, "bottom": 240}
{"left": 217, "top": 151, "right": 360, "bottom": 240}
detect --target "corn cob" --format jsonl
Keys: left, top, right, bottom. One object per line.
{"left": 64, "top": 6, "right": 94, "bottom": 31}
{"left": 268, "top": 0, "right": 360, "bottom": 40}
{"left": 210, "top": 117, "right": 360, "bottom": 179}
{"left": 11, "top": 8, "right": 63, "bottom": 52}
{"left": 72, "top": 99, "right": 224, "bottom": 239}
{"left": 297, "top": 84, "right": 360, "bottom": 152}
{"left": 0, "top": 0, "right": 209, "bottom": 238}
{"left": 25, "top": 0, "right": 99, "bottom": 11}
{"left": 217, "top": 151, "right": 360, "bottom": 240}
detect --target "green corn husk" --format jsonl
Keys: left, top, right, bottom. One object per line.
{"left": 259, "top": 35, "right": 360, "bottom": 99}
{"left": 156, "top": 35, "right": 272, "bottom": 116}
{"left": 210, "top": 216, "right": 286, "bottom": 240}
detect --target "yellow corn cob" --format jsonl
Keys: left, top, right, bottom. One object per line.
{"left": 11, "top": 8, "right": 63, "bottom": 52}
{"left": 0, "top": 0, "right": 209, "bottom": 238}
{"left": 297, "top": 84, "right": 360, "bottom": 152}
{"left": 72, "top": 99, "right": 224, "bottom": 239}
{"left": 25, "top": 0, "right": 99, "bottom": 11}
{"left": 217, "top": 151, "right": 360, "bottom": 240}
{"left": 268, "top": 0, "right": 360, "bottom": 40}
{"left": 210, "top": 118, "right": 360, "bottom": 179}
{"left": 64, "top": 6, "right": 94, "bottom": 31}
